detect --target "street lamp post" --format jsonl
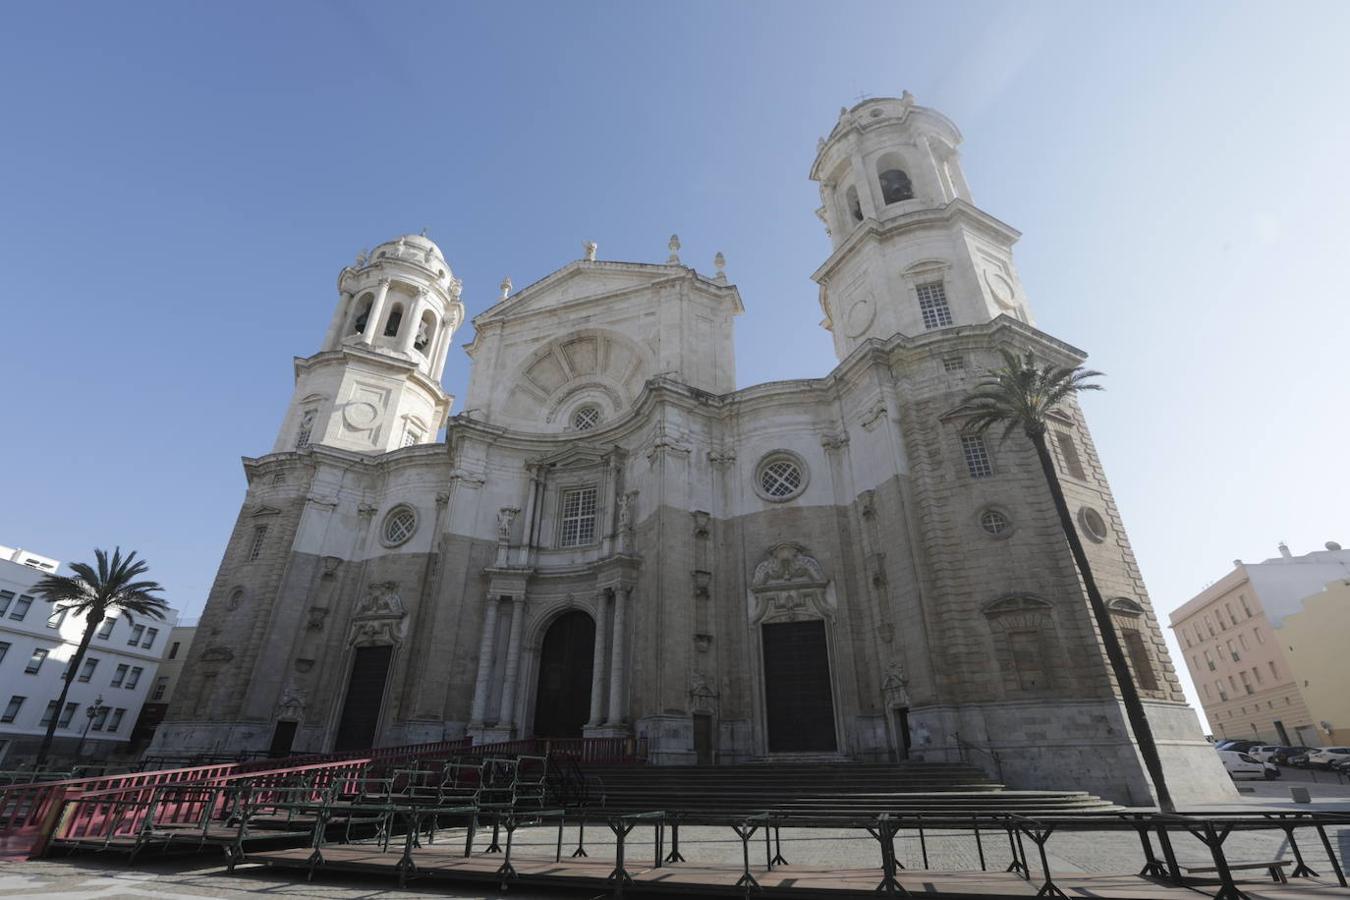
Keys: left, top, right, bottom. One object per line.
{"left": 76, "top": 694, "right": 107, "bottom": 759}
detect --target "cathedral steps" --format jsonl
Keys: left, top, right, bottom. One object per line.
{"left": 578, "top": 762, "right": 1118, "bottom": 814}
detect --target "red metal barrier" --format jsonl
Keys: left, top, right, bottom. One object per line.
{"left": 0, "top": 736, "right": 472, "bottom": 859}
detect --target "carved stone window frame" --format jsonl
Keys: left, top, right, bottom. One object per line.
{"left": 753, "top": 450, "right": 809, "bottom": 504}
{"left": 380, "top": 504, "right": 418, "bottom": 548}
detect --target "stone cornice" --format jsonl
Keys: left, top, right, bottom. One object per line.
{"left": 811, "top": 200, "right": 1021, "bottom": 286}
{"left": 291, "top": 346, "right": 451, "bottom": 403}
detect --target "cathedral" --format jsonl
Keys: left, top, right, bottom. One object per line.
{"left": 154, "top": 93, "right": 1231, "bottom": 805}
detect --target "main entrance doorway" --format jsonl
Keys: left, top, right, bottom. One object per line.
{"left": 533, "top": 611, "right": 595, "bottom": 738}
{"left": 333, "top": 645, "right": 393, "bottom": 752}
{"left": 762, "top": 620, "right": 836, "bottom": 753}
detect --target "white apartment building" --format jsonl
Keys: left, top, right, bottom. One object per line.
{"left": 0, "top": 546, "right": 179, "bottom": 766}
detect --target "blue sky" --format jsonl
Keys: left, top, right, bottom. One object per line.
{"left": 2, "top": 1, "right": 1347, "bottom": 729}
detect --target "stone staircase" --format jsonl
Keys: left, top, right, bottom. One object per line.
{"left": 581, "top": 762, "right": 1117, "bottom": 815}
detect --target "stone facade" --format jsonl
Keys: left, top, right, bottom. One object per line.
{"left": 153, "top": 95, "right": 1233, "bottom": 805}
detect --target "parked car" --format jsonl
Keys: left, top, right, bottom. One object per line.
{"left": 1287, "top": 752, "right": 1312, "bottom": 768}
{"left": 1307, "top": 747, "right": 1350, "bottom": 769}
{"left": 1217, "top": 740, "right": 1261, "bottom": 753}
{"left": 1246, "top": 745, "right": 1284, "bottom": 763}
{"left": 1218, "top": 749, "right": 1280, "bottom": 780}
{"left": 1271, "top": 746, "right": 1315, "bottom": 765}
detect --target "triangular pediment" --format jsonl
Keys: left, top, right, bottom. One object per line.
{"left": 475, "top": 261, "right": 686, "bottom": 324}
{"left": 532, "top": 442, "right": 616, "bottom": 470}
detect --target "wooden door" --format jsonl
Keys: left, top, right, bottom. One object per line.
{"left": 333, "top": 645, "right": 393, "bottom": 752}
{"left": 532, "top": 611, "right": 595, "bottom": 738}
{"left": 762, "top": 620, "right": 836, "bottom": 753}
{"left": 693, "top": 713, "right": 713, "bottom": 765}
{"left": 268, "top": 720, "right": 298, "bottom": 758}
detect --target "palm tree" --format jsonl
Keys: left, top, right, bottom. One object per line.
{"left": 953, "top": 348, "right": 1175, "bottom": 812}
{"left": 30, "top": 548, "right": 168, "bottom": 771}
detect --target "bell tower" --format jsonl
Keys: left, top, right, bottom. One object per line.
{"left": 810, "top": 92, "right": 1034, "bottom": 360}
{"left": 274, "top": 233, "right": 466, "bottom": 454}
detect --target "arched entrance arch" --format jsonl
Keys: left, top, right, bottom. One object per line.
{"left": 532, "top": 610, "right": 596, "bottom": 738}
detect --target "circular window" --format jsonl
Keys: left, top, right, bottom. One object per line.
{"left": 1079, "top": 507, "right": 1109, "bottom": 543}
{"left": 381, "top": 505, "right": 417, "bottom": 547}
{"left": 572, "top": 406, "right": 601, "bottom": 432}
{"left": 755, "top": 453, "right": 807, "bottom": 502}
{"left": 979, "top": 509, "right": 1011, "bottom": 537}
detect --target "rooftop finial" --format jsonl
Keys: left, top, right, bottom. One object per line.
{"left": 419, "top": 226, "right": 429, "bottom": 237}
{"left": 583, "top": 240, "right": 597, "bottom": 262}
{"left": 713, "top": 251, "right": 726, "bottom": 282}
{"left": 667, "top": 234, "right": 681, "bottom": 264}
{"left": 499, "top": 276, "right": 512, "bottom": 301}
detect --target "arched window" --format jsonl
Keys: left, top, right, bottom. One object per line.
{"left": 845, "top": 185, "right": 863, "bottom": 223}
{"left": 571, "top": 405, "right": 601, "bottom": 431}
{"left": 879, "top": 168, "right": 914, "bottom": 205}
{"left": 414, "top": 309, "right": 437, "bottom": 353}
{"left": 383, "top": 303, "right": 403, "bottom": 337}
{"left": 351, "top": 293, "right": 374, "bottom": 333}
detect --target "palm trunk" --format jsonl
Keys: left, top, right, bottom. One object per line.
{"left": 33, "top": 616, "right": 100, "bottom": 771}
{"left": 1028, "top": 428, "right": 1176, "bottom": 812}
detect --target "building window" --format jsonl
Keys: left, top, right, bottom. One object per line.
{"left": 571, "top": 406, "right": 602, "bottom": 432}
{"left": 127, "top": 624, "right": 145, "bottom": 646}
{"left": 295, "top": 408, "right": 316, "bottom": 449}
{"left": 97, "top": 617, "right": 116, "bottom": 639}
{"left": 942, "top": 355, "right": 965, "bottom": 373}
{"left": 1007, "top": 630, "right": 1047, "bottom": 690}
{"left": 57, "top": 702, "right": 78, "bottom": 728}
{"left": 90, "top": 707, "right": 109, "bottom": 731}
{"left": 1204, "top": 649, "right": 1215, "bottom": 671}
{"left": 108, "top": 708, "right": 125, "bottom": 732}
{"left": 39, "top": 701, "right": 59, "bottom": 727}
{"left": 169, "top": 642, "right": 180, "bottom": 660}
{"left": 960, "top": 435, "right": 994, "bottom": 478}
{"left": 46, "top": 608, "right": 67, "bottom": 629}
{"left": 1054, "top": 431, "right": 1087, "bottom": 480}
{"left": 756, "top": 454, "right": 807, "bottom": 501}
{"left": 0, "top": 591, "right": 12, "bottom": 616}
{"left": 1122, "top": 630, "right": 1159, "bottom": 691}
{"left": 8, "top": 595, "right": 33, "bottom": 621}
{"left": 1239, "top": 633, "right": 1248, "bottom": 650}
{"left": 1253, "top": 665, "right": 1263, "bottom": 684}
{"left": 111, "top": 663, "right": 129, "bottom": 687}
{"left": 0, "top": 641, "right": 8, "bottom": 664}
{"left": 1240, "top": 670, "right": 1253, "bottom": 694}
{"left": 1, "top": 696, "right": 23, "bottom": 723}
{"left": 76, "top": 658, "right": 98, "bottom": 682}
{"left": 979, "top": 509, "right": 1010, "bottom": 536}
{"left": 1268, "top": 660, "right": 1278, "bottom": 679}
{"left": 879, "top": 168, "right": 915, "bottom": 205}
{"left": 248, "top": 525, "right": 268, "bottom": 562}
{"left": 1218, "top": 684, "right": 1229, "bottom": 702}
{"left": 1254, "top": 627, "right": 1264, "bottom": 644}
{"left": 1202, "top": 683, "right": 1211, "bottom": 698}
{"left": 916, "top": 281, "right": 953, "bottom": 329}
{"left": 558, "top": 486, "right": 599, "bottom": 547}
{"left": 381, "top": 505, "right": 418, "bottom": 547}
{"left": 125, "top": 666, "right": 143, "bottom": 689}
{"left": 845, "top": 185, "right": 863, "bottom": 223}
{"left": 142, "top": 627, "right": 158, "bottom": 649}
{"left": 152, "top": 677, "right": 169, "bottom": 701}
{"left": 24, "top": 648, "right": 49, "bottom": 674}
{"left": 1240, "top": 594, "right": 1252, "bottom": 617}
{"left": 1227, "top": 639, "right": 1239, "bottom": 662}
{"left": 1078, "top": 507, "right": 1109, "bottom": 542}
{"left": 402, "top": 429, "right": 421, "bottom": 447}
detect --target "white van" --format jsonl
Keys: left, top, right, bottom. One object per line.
{"left": 1218, "top": 749, "right": 1278, "bottom": 780}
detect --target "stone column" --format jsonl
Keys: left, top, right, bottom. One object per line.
{"left": 361, "top": 279, "right": 392, "bottom": 345}
{"left": 398, "top": 291, "right": 426, "bottom": 354}
{"left": 587, "top": 590, "right": 611, "bottom": 726}
{"left": 321, "top": 292, "right": 351, "bottom": 351}
{"left": 515, "top": 471, "right": 541, "bottom": 567}
{"left": 606, "top": 587, "right": 628, "bottom": 725}
{"left": 497, "top": 594, "right": 527, "bottom": 728}
{"left": 468, "top": 596, "right": 500, "bottom": 726}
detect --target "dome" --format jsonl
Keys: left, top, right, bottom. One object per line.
{"left": 371, "top": 233, "right": 446, "bottom": 263}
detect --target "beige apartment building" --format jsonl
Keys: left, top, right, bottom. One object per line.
{"left": 1170, "top": 541, "right": 1350, "bottom": 747}
{"left": 1279, "top": 579, "right": 1350, "bottom": 746}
